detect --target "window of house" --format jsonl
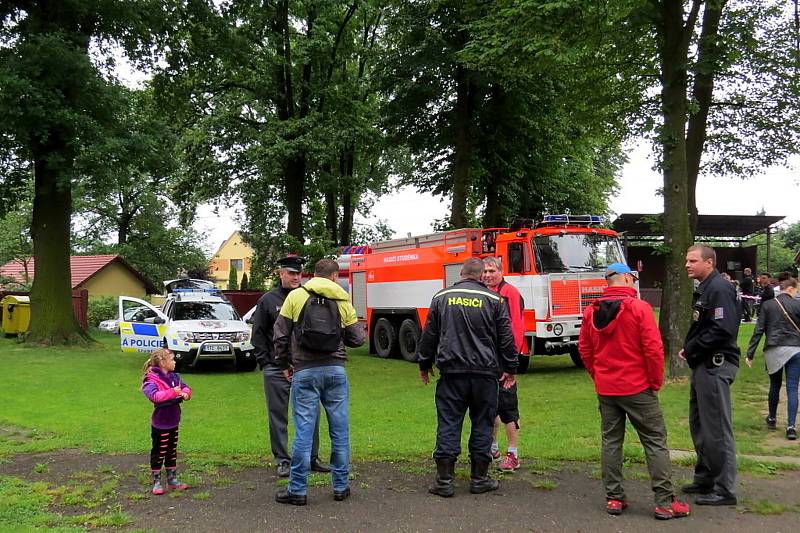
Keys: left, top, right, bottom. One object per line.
{"left": 230, "top": 259, "right": 244, "bottom": 271}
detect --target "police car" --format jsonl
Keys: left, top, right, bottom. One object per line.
{"left": 118, "top": 287, "right": 256, "bottom": 372}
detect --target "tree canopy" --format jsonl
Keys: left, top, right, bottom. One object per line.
{"left": 2, "top": 0, "right": 798, "bottom": 345}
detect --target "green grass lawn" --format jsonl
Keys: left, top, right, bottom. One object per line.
{"left": 0, "top": 322, "right": 794, "bottom": 464}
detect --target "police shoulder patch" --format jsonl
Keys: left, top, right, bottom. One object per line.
{"left": 714, "top": 307, "right": 724, "bottom": 320}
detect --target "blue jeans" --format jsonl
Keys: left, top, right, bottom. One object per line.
{"left": 768, "top": 352, "right": 800, "bottom": 428}
{"left": 288, "top": 365, "right": 349, "bottom": 495}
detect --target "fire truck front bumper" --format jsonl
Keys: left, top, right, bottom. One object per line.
{"left": 543, "top": 339, "right": 578, "bottom": 353}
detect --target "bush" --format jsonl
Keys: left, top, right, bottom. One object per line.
{"left": 87, "top": 296, "right": 118, "bottom": 327}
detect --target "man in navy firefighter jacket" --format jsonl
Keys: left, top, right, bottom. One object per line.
{"left": 417, "top": 257, "right": 518, "bottom": 498}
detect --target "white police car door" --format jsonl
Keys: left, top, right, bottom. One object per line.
{"left": 118, "top": 296, "right": 169, "bottom": 353}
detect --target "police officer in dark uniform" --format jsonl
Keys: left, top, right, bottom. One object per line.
{"left": 251, "top": 256, "right": 330, "bottom": 477}
{"left": 418, "top": 257, "right": 518, "bottom": 497}
{"left": 679, "top": 245, "right": 740, "bottom": 506}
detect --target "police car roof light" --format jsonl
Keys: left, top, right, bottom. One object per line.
{"left": 172, "top": 287, "right": 220, "bottom": 292}
{"left": 172, "top": 288, "right": 223, "bottom": 298}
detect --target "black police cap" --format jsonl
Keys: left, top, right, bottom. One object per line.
{"left": 277, "top": 255, "right": 304, "bottom": 272}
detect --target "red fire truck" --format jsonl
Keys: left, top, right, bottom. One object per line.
{"left": 345, "top": 215, "right": 628, "bottom": 372}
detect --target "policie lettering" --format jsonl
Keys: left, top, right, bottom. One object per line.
{"left": 447, "top": 296, "right": 483, "bottom": 308}
{"left": 121, "top": 338, "right": 163, "bottom": 348}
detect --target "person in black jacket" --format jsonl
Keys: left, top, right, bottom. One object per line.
{"left": 250, "top": 256, "right": 329, "bottom": 478}
{"left": 418, "top": 257, "right": 518, "bottom": 497}
{"left": 745, "top": 277, "right": 800, "bottom": 439}
{"left": 759, "top": 273, "right": 775, "bottom": 302}
{"left": 740, "top": 268, "right": 755, "bottom": 322}
{"left": 679, "top": 245, "right": 740, "bottom": 507}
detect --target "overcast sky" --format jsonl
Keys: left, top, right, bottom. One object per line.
{"left": 195, "top": 142, "right": 799, "bottom": 252}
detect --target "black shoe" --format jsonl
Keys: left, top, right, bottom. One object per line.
{"left": 429, "top": 457, "right": 456, "bottom": 498}
{"left": 333, "top": 487, "right": 351, "bottom": 501}
{"left": 275, "top": 489, "right": 307, "bottom": 506}
{"left": 766, "top": 416, "right": 777, "bottom": 430}
{"left": 681, "top": 482, "right": 713, "bottom": 495}
{"left": 310, "top": 458, "right": 332, "bottom": 473}
{"left": 695, "top": 492, "right": 737, "bottom": 506}
{"left": 787, "top": 427, "right": 797, "bottom": 440}
{"left": 277, "top": 461, "right": 290, "bottom": 478}
{"left": 469, "top": 458, "right": 499, "bottom": 494}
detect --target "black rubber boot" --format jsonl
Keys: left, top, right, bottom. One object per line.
{"left": 469, "top": 457, "right": 499, "bottom": 494}
{"left": 428, "top": 457, "right": 456, "bottom": 497}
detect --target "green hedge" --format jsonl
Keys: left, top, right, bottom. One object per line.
{"left": 87, "top": 296, "right": 117, "bottom": 327}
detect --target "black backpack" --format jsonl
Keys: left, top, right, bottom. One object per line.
{"left": 296, "top": 287, "right": 343, "bottom": 353}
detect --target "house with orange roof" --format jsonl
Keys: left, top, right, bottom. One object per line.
{"left": 0, "top": 255, "right": 159, "bottom": 298}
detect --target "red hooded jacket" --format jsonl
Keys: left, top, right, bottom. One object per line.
{"left": 578, "top": 285, "right": 664, "bottom": 396}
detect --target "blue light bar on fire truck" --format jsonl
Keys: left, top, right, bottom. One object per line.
{"left": 540, "top": 214, "right": 603, "bottom": 226}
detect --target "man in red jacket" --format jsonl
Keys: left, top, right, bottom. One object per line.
{"left": 483, "top": 256, "right": 528, "bottom": 472}
{"left": 578, "top": 262, "right": 689, "bottom": 520}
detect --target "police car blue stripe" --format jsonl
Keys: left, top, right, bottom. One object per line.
{"left": 132, "top": 323, "right": 159, "bottom": 336}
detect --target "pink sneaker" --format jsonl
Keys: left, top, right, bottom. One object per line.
{"left": 498, "top": 452, "right": 520, "bottom": 471}
{"left": 491, "top": 449, "right": 502, "bottom": 461}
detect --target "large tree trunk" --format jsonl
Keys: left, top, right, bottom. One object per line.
{"left": 482, "top": 84, "right": 506, "bottom": 228}
{"left": 325, "top": 161, "right": 338, "bottom": 244}
{"left": 284, "top": 154, "right": 305, "bottom": 240}
{"left": 450, "top": 65, "right": 475, "bottom": 228}
{"left": 655, "top": 0, "right": 699, "bottom": 377}
{"left": 484, "top": 184, "right": 501, "bottom": 227}
{"left": 28, "top": 141, "right": 86, "bottom": 344}
{"left": 686, "top": 0, "right": 724, "bottom": 234}
{"left": 339, "top": 149, "right": 355, "bottom": 246}
{"left": 117, "top": 208, "right": 133, "bottom": 245}
{"left": 273, "top": 0, "right": 306, "bottom": 241}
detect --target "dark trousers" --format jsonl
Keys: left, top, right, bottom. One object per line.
{"left": 434, "top": 374, "right": 498, "bottom": 461}
{"left": 598, "top": 391, "right": 674, "bottom": 506}
{"left": 150, "top": 426, "right": 178, "bottom": 470}
{"left": 741, "top": 298, "right": 753, "bottom": 322}
{"left": 689, "top": 361, "right": 737, "bottom": 497}
{"left": 263, "top": 365, "right": 320, "bottom": 463}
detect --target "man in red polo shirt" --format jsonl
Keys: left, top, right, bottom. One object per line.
{"left": 578, "top": 262, "right": 689, "bottom": 520}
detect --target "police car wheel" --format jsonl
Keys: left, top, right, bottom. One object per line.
{"left": 235, "top": 353, "right": 257, "bottom": 372}
{"left": 398, "top": 319, "right": 420, "bottom": 363}
{"left": 374, "top": 318, "right": 397, "bottom": 358}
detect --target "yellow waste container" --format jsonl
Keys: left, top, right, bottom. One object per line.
{"left": 1, "top": 295, "right": 31, "bottom": 336}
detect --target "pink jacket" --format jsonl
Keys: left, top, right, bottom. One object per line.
{"left": 142, "top": 367, "right": 191, "bottom": 429}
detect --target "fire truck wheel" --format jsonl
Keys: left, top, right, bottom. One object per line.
{"left": 569, "top": 348, "right": 584, "bottom": 368}
{"left": 516, "top": 355, "right": 530, "bottom": 374}
{"left": 398, "top": 319, "right": 420, "bottom": 362}
{"left": 374, "top": 318, "right": 397, "bottom": 358}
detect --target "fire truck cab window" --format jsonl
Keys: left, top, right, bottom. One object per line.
{"left": 507, "top": 242, "right": 525, "bottom": 273}
{"left": 532, "top": 234, "right": 625, "bottom": 273}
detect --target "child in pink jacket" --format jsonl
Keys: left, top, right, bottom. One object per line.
{"left": 141, "top": 349, "right": 192, "bottom": 495}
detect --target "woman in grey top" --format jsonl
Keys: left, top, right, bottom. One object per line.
{"left": 746, "top": 277, "right": 800, "bottom": 440}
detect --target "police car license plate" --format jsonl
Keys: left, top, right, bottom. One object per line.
{"left": 203, "top": 343, "right": 230, "bottom": 353}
